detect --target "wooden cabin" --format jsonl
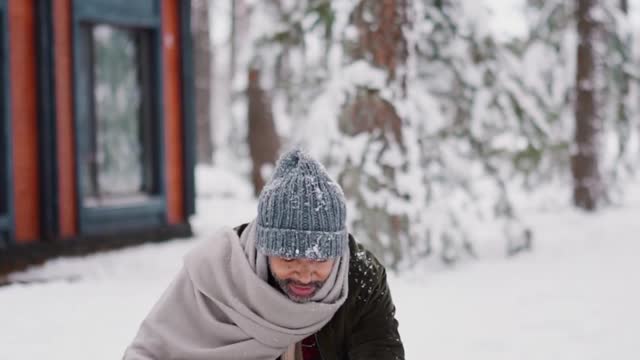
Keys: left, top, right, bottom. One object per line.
{"left": 0, "top": 0, "right": 196, "bottom": 273}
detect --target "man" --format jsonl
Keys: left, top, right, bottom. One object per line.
{"left": 124, "top": 149, "right": 404, "bottom": 359}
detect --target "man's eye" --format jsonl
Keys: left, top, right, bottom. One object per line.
{"left": 283, "top": 258, "right": 294, "bottom": 262}
{"left": 315, "top": 259, "right": 328, "bottom": 263}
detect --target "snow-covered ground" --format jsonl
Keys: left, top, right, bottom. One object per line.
{"left": 1, "top": 167, "right": 639, "bottom": 359}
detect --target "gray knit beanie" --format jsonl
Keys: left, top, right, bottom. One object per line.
{"left": 255, "top": 148, "right": 348, "bottom": 259}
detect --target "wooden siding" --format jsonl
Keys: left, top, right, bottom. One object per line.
{"left": 53, "top": 0, "right": 77, "bottom": 238}
{"left": 162, "top": 0, "right": 185, "bottom": 225}
{"left": 9, "top": 0, "right": 40, "bottom": 242}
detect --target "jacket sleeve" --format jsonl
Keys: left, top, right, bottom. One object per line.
{"left": 346, "top": 252, "right": 405, "bottom": 360}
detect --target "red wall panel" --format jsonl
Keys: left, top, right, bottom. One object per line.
{"left": 53, "top": 0, "right": 78, "bottom": 238}
{"left": 9, "top": 0, "right": 40, "bottom": 243}
{"left": 162, "top": 0, "right": 186, "bottom": 225}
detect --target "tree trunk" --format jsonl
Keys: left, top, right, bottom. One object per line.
{"left": 338, "top": 0, "right": 410, "bottom": 266}
{"left": 572, "top": 0, "right": 602, "bottom": 210}
{"left": 617, "top": 0, "right": 632, "bottom": 163}
{"left": 230, "top": 0, "right": 250, "bottom": 85}
{"left": 230, "top": 0, "right": 238, "bottom": 79}
{"left": 192, "top": 0, "right": 214, "bottom": 164}
{"left": 349, "top": 0, "right": 409, "bottom": 89}
{"left": 247, "top": 68, "right": 280, "bottom": 196}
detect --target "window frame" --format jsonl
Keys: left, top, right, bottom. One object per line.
{"left": 0, "top": 0, "right": 14, "bottom": 246}
{"left": 179, "top": 0, "right": 196, "bottom": 217}
{"left": 72, "top": 0, "right": 167, "bottom": 234}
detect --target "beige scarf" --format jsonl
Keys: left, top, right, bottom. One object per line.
{"left": 124, "top": 220, "right": 349, "bottom": 360}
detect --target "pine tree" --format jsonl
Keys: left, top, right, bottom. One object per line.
{"left": 243, "top": 0, "right": 640, "bottom": 266}
{"left": 334, "top": 0, "right": 413, "bottom": 267}
{"left": 524, "top": 0, "right": 640, "bottom": 207}
{"left": 247, "top": 0, "right": 539, "bottom": 267}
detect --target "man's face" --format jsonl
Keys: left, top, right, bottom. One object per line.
{"left": 268, "top": 256, "right": 336, "bottom": 303}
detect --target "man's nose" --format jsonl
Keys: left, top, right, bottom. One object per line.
{"left": 295, "top": 265, "right": 313, "bottom": 284}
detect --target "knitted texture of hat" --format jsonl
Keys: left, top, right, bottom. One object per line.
{"left": 255, "top": 149, "right": 347, "bottom": 259}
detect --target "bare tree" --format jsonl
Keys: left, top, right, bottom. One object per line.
{"left": 192, "top": 0, "right": 214, "bottom": 164}
{"left": 247, "top": 68, "right": 280, "bottom": 195}
{"left": 572, "top": 0, "right": 603, "bottom": 210}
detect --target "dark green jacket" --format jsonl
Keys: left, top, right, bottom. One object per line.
{"left": 236, "top": 224, "right": 405, "bottom": 360}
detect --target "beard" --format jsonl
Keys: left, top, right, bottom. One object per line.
{"left": 270, "top": 270, "right": 325, "bottom": 303}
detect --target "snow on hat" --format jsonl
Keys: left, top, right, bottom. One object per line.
{"left": 255, "top": 148, "right": 348, "bottom": 259}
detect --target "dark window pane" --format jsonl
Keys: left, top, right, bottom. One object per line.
{"left": 83, "top": 24, "right": 155, "bottom": 206}
{"left": 0, "top": 105, "right": 5, "bottom": 216}
{"left": 0, "top": 117, "right": 5, "bottom": 216}
{"left": 0, "top": 14, "right": 6, "bottom": 218}
{"left": 0, "top": 119, "right": 5, "bottom": 215}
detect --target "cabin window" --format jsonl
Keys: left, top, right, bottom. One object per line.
{"left": 73, "top": 0, "right": 166, "bottom": 232}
